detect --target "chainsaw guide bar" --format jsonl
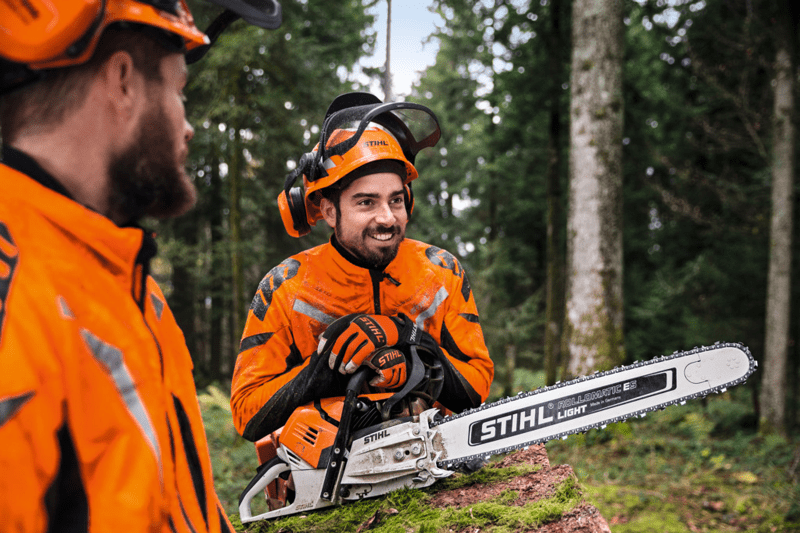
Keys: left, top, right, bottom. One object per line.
{"left": 433, "top": 342, "right": 756, "bottom": 469}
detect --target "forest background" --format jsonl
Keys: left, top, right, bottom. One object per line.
{"left": 162, "top": 0, "right": 800, "bottom": 433}
{"left": 151, "top": 0, "right": 800, "bottom": 528}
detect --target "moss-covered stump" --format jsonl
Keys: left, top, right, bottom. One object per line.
{"left": 234, "top": 445, "right": 610, "bottom": 533}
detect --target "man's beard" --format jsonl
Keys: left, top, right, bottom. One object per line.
{"left": 335, "top": 216, "right": 405, "bottom": 270}
{"left": 107, "top": 102, "right": 196, "bottom": 225}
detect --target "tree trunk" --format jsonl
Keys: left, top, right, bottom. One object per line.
{"left": 563, "top": 0, "right": 625, "bottom": 377}
{"left": 169, "top": 212, "right": 198, "bottom": 362}
{"left": 759, "top": 8, "right": 795, "bottom": 435}
{"left": 381, "top": 0, "right": 393, "bottom": 102}
{"left": 229, "top": 124, "right": 245, "bottom": 366}
{"left": 209, "top": 145, "right": 225, "bottom": 379}
{"left": 502, "top": 343, "right": 516, "bottom": 398}
{"left": 544, "top": 0, "right": 566, "bottom": 386}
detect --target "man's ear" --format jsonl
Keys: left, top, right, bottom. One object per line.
{"left": 320, "top": 197, "right": 337, "bottom": 229}
{"left": 99, "top": 50, "right": 143, "bottom": 121}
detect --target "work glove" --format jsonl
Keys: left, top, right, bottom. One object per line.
{"left": 364, "top": 347, "right": 407, "bottom": 389}
{"left": 319, "top": 313, "right": 421, "bottom": 376}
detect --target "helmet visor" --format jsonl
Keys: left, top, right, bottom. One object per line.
{"left": 311, "top": 101, "right": 440, "bottom": 183}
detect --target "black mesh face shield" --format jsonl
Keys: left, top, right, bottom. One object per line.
{"left": 205, "top": 0, "right": 282, "bottom": 29}
{"left": 185, "top": 0, "right": 282, "bottom": 63}
{"left": 319, "top": 92, "right": 441, "bottom": 168}
{"left": 306, "top": 92, "right": 441, "bottom": 184}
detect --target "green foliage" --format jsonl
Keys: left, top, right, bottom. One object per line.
{"left": 199, "top": 385, "right": 259, "bottom": 513}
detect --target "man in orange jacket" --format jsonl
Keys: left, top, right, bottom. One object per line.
{"left": 231, "top": 93, "right": 494, "bottom": 445}
{"left": 0, "top": 1, "right": 279, "bottom": 531}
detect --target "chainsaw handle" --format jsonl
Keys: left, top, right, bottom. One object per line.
{"left": 380, "top": 345, "right": 425, "bottom": 419}
{"left": 320, "top": 366, "right": 371, "bottom": 502}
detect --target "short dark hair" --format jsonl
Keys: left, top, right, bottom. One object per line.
{"left": 1, "top": 27, "right": 171, "bottom": 143}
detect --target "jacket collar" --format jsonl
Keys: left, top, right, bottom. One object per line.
{"left": 2, "top": 145, "right": 74, "bottom": 199}
{"left": 2, "top": 145, "right": 150, "bottom": 283}
{"left": 329, "top": 234, "right": 404, "bottom": 286}
{"left": 330, "top": 234, "right": 381, "bottom": 271}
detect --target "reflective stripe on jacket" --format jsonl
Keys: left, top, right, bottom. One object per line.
{"left": 231, "top": 237, "right": 494, "bottom": 441}
{"left": 0, "top": 156, "right": 233, "bottom": 533}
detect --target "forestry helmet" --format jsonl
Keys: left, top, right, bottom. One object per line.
{"left": 278, "top": 92, "right": 441, "bottom": 238}
{"left": 0, "top": 0, "right": 282, "bottom": 93}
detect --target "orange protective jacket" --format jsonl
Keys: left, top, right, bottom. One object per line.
{"left": 0, "top": 147, "right": 233, "bottom": 533}
{"left": 231, "top": 236, "right": 494, "bottom": 441}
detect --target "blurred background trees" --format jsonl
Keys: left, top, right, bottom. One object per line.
{"left": 154, "top": 0, "right": 799, "bottom": 435}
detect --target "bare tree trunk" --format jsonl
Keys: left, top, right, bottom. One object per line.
{"left": 502, "top": 343, "right": 516, "bottom": 398}
{"left": 563, "top": 0, "right": 625, "bottom": 377}
{"left": 169, "top": 212, "right": 198, "bottom": 363}
{"left": 209, "top": 145, "right": 224, "bottom": 379}
{"left": 759, "top": 8, "right": 795, "bottom": 435}
{"left": 229, "top": 124, "right": 245, "bottom": 362}
{"left": 381, "top": 0, "right": 393, "bottom": 102}
{"left": 544, "top": 0, "right": 566, "bottom": 386}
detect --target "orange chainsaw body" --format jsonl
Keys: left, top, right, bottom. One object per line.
{"left": 255, "top": 393, "right": 393, "bottom": 469}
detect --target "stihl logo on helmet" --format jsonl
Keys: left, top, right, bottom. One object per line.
{"left": 364, "top": 140, "right": 389, "bottom": 147}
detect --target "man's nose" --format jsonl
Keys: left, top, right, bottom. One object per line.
{"left": 374, "top": 202, "right": 396, "bottom": 224}
{"left": 185, "top": 119, "right": 194, "bottom": 142}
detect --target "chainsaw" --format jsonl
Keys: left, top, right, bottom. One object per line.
{"left": 238, "top": 342, "right": 756, "bottom": 523}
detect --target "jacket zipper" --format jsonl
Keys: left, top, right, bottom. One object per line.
{"left": 369, "top": 270, "right": 382, "bottom": 314}
{"left": 369, "top": 270, "right": 401, "bottom": 315}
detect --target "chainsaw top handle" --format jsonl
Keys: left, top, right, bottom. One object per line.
{"left": 380, "top": 345, "right": 426, "bottom": 418}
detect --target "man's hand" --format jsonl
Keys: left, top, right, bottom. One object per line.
{"left": 320, "top": 314, "right": 401, "bottom": 374}
{"left": 364, "top": 347, "right": 407, "bottom": 389}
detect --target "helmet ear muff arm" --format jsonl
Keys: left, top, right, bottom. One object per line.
{"left": 278, "top": 152, "right": 317, "bottom": 237}
{"left": 185, "top": 9, "right": 239, "bottom": 64}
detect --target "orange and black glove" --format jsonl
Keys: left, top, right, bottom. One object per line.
{"left": 364, "top": 347, "right": 407, "bottom": 389}
{"left": 319, "top": 313, "right": 421, "bottom": 380}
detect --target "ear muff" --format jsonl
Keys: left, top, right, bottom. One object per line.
{"left": 278, "top": 187, "right": 311, "bottom": 238}
{"left": 404, "top": 182, "right": 415, "bottom": 217}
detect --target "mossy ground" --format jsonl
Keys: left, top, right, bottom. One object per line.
{"left": 232, "top": 468, "right": 583, "bottom": 533}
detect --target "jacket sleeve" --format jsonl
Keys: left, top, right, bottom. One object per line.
{"left": 230, "top": 258, "right": 346, "bottom": 442}
{"left": 0, "top": 258, "right": 86, "bottom": 532}
{"left": 432, "top": 262, "right": 494, "bottom": 412}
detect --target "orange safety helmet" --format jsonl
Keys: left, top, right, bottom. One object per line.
{"left": 0, "top": 0, "right": 207, "bottom": 69}
{"left": 0, "top": 0, "right": 281, "bottom": 93}
{"left": 278, "top": 92, "right": 441, "bottom": 238}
